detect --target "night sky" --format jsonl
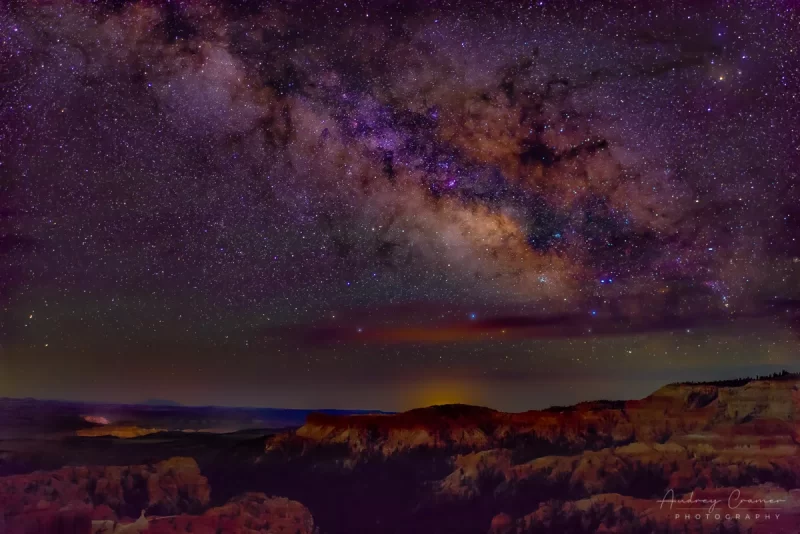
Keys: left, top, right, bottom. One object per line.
{"left": 1, "top": 0, "right": 799, "bottom": 411}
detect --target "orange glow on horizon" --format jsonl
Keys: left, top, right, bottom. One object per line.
{"left": 405, "top": 379, "right": 485, "bottom": 409}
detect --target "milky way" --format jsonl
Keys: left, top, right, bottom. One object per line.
{"left": 1, "top": 0, "right": 799, "bottom": 410}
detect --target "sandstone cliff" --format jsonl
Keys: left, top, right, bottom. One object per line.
{"left": 266, "top": 376, "right": 800, "bottom": 459}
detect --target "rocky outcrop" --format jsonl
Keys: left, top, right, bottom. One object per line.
{"left": 496, "top": 486, "right": 800, "bottom": 534}
{"left": 0, "top": 503, "right": 94, "bottom": 534}
{"left": 265, "top": 403, "right": 631, "bottom": 458}
{"left": 1, "top": 460, "right": 316, "bottom": 534}
{"left": 439, "top": 440, "right": 800, "bottom": 502}
{"left": 267, "top": 404, "right": 498, "bottom": 457}
{"left": 145, "top": 493, "right": 316, "bottom": 534}
{"left": 2, "top": 493, "right": 317, "bottom": 534}
{"left": 0, "top": 457, "right": 210, "bottom": 531}
{"left": 488, "top": 512, "right": 514, "bottom": 534}
{"left": 266, "top": 377, "right": 800, "bottom": 459}
{"left": 92, "top": 510, "right": 149, "bottom": 533}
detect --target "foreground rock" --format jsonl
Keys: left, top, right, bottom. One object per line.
{"left": 1, "top": 457, "right": 209, "bottom": 533}
{"left": 0, "top": 456, "right": 210, "bottom": 521}
{"left": 145, "top": 493, "right": 316, "bottom": 534}
{"left": 0, "top": 458, "right": 316, "bottom": 534}
{"left": 491, "top": 487, "right": 800, "bottom": 534}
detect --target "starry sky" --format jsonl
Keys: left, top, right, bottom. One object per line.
{"left": 1, "top": 0, "right": 799, "bottom": 411}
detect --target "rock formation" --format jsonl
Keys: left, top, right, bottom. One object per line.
{"left": 0, "top": 457, "right": 210, "bottom": 533}
{"left": 262, "top": 375, "right": 800, "bottom": 532}
{"left": 145, "top": 493, "right": 316, "bottom": 534}
{"left": 266, "top": 376, "right": 800, "bottom": 459}
{"left": 0, "top": 458, "right": 316, "bottom": 534}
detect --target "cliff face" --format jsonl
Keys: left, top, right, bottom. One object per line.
{"left": 0, "top": 457, "right": 210, "bottom": 533}
{"left": 266, "top": 378, "right": 800, "bottom": 459}
{"left": 624, "top": 379, "right": 800, "bottom": 439}
{"left": 265, "top": 403, "right": 630, "bottom": 457}
{"left": 437, "top": 440, "right": 800, "bottom": 502}
{"left": 0, "top": 459, "right": 316, "bottom": 534}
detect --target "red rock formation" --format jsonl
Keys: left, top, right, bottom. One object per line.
{"left": 438, "top": 441, "right": 800, "bottom": 501}
{"left": 0, "top": 457, "right": 210, "bottom": 533}
{"left": 0, "top": 458, "right": 318, "bottom": 534}
{"left": 0, "top": 503, "right": 93, "bottom": 534}
{"left": 267, "top": 377, "right": 800, "bottom": 458}
{"left": 488, "top": 512, "right": 514, "bottom": 534}
{"left": 145, "top": 493, "right": 316, "bottom": 534}
{"left": 506, "top": 487, "right": 800, "bottom": 534}
{"left": 260, "top": 376, "right": 800, "bottom": 532}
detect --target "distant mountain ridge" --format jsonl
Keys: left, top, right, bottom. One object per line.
{"left": 0, "top": 397, "right": 390, "bottom": 440}
{"left": 141, "top": 398, "right": 184, "bottom": 407}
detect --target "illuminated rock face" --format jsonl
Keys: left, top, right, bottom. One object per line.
{"left": 436, "top": 441, "right": 800, "bottom": 501}
{"left": 266, "top": 377, "right": 800, "bottom": 459}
